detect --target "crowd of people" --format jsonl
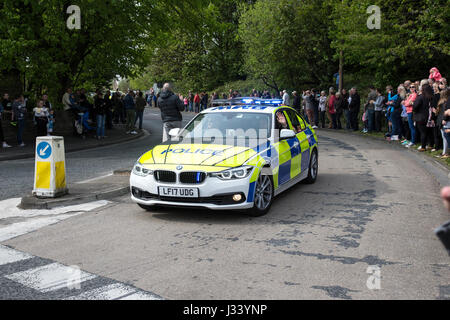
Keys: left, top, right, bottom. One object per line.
{"left": 288, "top": 67, "right": 449, "bottom": 158}
{"left": 0, "top": 87, "right": 151, "bottom": 148}
{"left": 0, "top": 93, "right": 55, "bottom": 148}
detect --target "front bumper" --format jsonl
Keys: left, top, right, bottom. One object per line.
{"left": 130, "top": 171, "right": 255, "bottom": 210}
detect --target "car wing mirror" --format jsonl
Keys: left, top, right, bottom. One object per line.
{"left": 280, "top": 129, "right": 296, "bottom": 140}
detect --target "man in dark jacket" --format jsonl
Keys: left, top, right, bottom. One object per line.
{"left": 292, "top": 91, "right": 301, "bottom": 113}
{"left": 349, "top": 87, "right": 361, "bottom": 131}
{"left": 123, "top": 90, "right": 137, "bottom": 134}
{"left": 157, "top": 83, "right": 184, "bottom": 142}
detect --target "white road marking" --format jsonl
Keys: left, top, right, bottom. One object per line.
{"left": 0, "top": 214, "right": 81, "bottom": 242}
{"left": 0, "top": 199, "right": 110, "bottom": 242}
{"left": 0, "top": 245, "right": 33, "bottom": 266}
{"left": 119, "top": 291, "right": 163, "bottom": 300}
{"left": 64, "top": 283, "right": 157, "bottom": 300}
{"left": 5, "top": 262, "right": 97, "bottom": 293}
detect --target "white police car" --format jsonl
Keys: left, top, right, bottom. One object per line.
{"left": 130, "top": 99, "right": 318, "bottom": 216}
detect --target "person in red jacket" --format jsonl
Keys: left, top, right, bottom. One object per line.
{"left": 194, "top": 93, "right": 201, "bottom": 113}
{"left": 328, "top": 88, "right": 337, "bottom": 129}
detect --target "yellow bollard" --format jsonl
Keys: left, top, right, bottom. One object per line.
{"left": 33, "top": 136, "right": 68, "bottom": 198}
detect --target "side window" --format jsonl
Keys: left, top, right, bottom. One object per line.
{"left": 285, "top": 109, "right": 302, "bottom": 133}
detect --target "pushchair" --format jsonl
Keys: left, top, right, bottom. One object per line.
{"left": 73, "top": 107, "right": 94, "bottom": 139}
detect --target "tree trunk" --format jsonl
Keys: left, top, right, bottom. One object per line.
{"left": 339, "top": 50, "right": 344, "bottom": 92}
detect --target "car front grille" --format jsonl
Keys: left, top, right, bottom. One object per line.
{"left": 179, "top": 172, "right": 206, "bottom": 184}
{"left": 154, "top": 170, "right": 176, "bottom": 183}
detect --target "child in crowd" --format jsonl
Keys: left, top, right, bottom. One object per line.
{"left": 47, "top": 109, "right": 55, "bottom": 136}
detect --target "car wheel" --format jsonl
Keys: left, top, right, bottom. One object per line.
{"left": 304, "top": 148, "right": 318, "bottom": 184}
{"left": 247, "top": 174, "right": 274, "bottom": 217}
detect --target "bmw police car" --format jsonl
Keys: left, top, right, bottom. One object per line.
{"left": 130, "top": 98, "right": 318, "bottom": 216}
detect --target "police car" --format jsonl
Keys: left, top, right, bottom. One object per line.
{"left": 130, "top": 98, "right": 318, "bottom": 216}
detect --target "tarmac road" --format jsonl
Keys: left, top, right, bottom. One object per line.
{"left": 2, "top": 125, "right": 450, "bottom": 300}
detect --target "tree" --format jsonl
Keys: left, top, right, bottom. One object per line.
{"left": 327, "top": 0, "right": 450, "bottom": 86}
{"left": 137, "top": 0, "right": 250, "bottom": 93}
{"left": 238, "top": 0, "right": 336, "bottom": 92}
{"left": 0, "top": 0, "right": 206, "bottom": 105}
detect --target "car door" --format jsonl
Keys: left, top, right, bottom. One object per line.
{"left": 285, "top": 109, "right": 312, "bottom": 174}
{"left": 273, "top": 109, "right": 301, "bottom": 187}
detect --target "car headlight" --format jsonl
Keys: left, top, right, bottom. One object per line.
{"left": 209, "top": 166, "right": 253, "bottom": 180}
{"left": 132, "top": 162, "right": 153, "bottom": 177}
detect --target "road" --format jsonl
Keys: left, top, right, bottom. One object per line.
{"left": 1, "top": 108, "right": 450, "bottom": 300}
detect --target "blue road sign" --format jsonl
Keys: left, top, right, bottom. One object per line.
{"left": 37, "top": 142, "right": 52, "bottom": 160}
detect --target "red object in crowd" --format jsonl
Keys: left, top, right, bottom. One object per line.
{"left": 429, "top": 67, "right": 443, "bottom": 82}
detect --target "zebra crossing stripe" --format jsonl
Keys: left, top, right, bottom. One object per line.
{"left": 5, "top": 262, "right": 97, "bottom": 293}
{"left": 64, "top": 283, "right": 162, "bottom": 300}
{"left": 0, "top": 245, "right": 33, "bottom": 266}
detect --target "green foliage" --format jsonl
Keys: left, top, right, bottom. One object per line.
{"left": 327, "top": 0, "right": 450, "bottom": 86}
{"left": 0, "top": 0, "right": 206, "bottom": 105}
{"left": 137, "top": 0, "right": 250, "bottom": 92}
{"left": 238, "top": 0, "right": 337, "bottom": 92}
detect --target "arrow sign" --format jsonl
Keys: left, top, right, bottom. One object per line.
{"left": 37, "top": 142, "right": 52, "bottom": 159}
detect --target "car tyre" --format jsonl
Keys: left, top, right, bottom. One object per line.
{"left": 304, "top": 148, "right": 318, "bottom": 184}
{"left": 247, "top": 174, "right": 274, "bottom": 217}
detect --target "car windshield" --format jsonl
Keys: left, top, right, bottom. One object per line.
{"left": 180, "top": 112, "right": 272, "bottom": 145}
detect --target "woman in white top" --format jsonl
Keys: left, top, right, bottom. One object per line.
{"left": 319, "top": 91, "right": 327, "bottom": 128}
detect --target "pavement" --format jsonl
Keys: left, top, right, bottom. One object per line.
{"left": 20, "top": 173, "right": 130, "bottom": 210}
{"left": 1, "top": 127, "right": 450, "bottom": 300}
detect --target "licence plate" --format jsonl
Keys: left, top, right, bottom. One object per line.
{"left": 158, "top": 187, "right": 199, "bottom": 198}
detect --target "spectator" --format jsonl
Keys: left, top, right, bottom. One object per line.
{"left": 303, "top": 90, "right": 313, "bottom": 125}
{"left": 390, "top": 86, "right": 406, "bottom": 140}
{"left": 414, "top": 81, "right": 432, "bottom": 152}
{"left": 402, "top": 84, "right": 418, "bottom": 147}
{"left": 112, "top": 92, "right": 125, "bottom": 124}
{"left": 292, "top": 91, "right": 301, "bottom": 113}
{"left": 123, "top": 90, "right": 137, "bottom": 135}
{"left": 0, "top": 95, "right": 12, "bottom": 148}
{"left": 135, "top": 91, "right": 146, "bottom": 130}
{"left": 42, "top": 94, "right": 52, "bottom": 110}
{"left": 188, "top": 91, "right": 194, "bottom": 112}
{"left": 94, "top": 91, "right": 107, "bottom": 139}
{"left": 12, "top": 94, "right": 26, "bottom": 147}
{"left": 335, "top": 92, "right": 343, "bottom": 129}
{"left": 374, "top": 88, "right": 385, "bottom": 133}
{"left": 33, "top": 99, "right": 49, "bottom": 137}
{"left": 201, "top": 92, "right": 208, "bottom": 111}
{"left": 310, "top": 89, "right": 320, "bottom": 128}
{"left": 366, "top": 86, "right": 378, "bottom": 133}
{"left": 429, "top": 67, "right": 443, "bottom": 82}
{"left": 348, "top": 87, "right": 361, "bottom": 131}
{"left": 328, "top": 88, "right": 337, "bottom": 129}
{"left": 183, "top": 96, "right": 188, "bottom": 112}
{"left": 47, "top": 109, "right": 55, "bottom": 136}
{"left": 157, "top": 83, "right": 184, "bottom": 142}
{"left": 62, "top": 88, "right": 74, "bottom": 111}
{"left": 1, "top": 93, "right": 12, "bottom": 112}
{"left": 319, "top": 91, "right": 327, "bottom": 128}
{"left": 437, "top": 88, "right": 449, "bottom": 158}
{"left": 341, "top": 89, "right": 350, "bottom": 130}
{"left": 194, "top": 92, "right": 201, "bottom": 113}
{"left": 104, "top": 90, "right": 113, "bottom": 130}
{"left": 282, "top": 90, "right": 290, "bottom": 106}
